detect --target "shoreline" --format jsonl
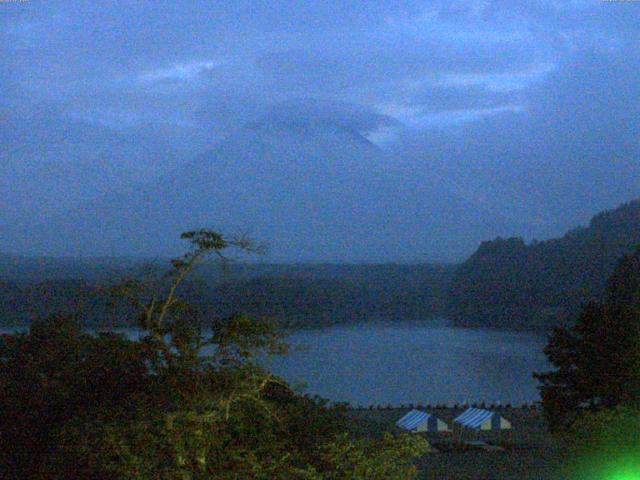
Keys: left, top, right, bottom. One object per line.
{"left": 348, "top": 402, "right": 540, "bottom": 411}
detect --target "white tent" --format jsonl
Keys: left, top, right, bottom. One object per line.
{"left": 396, "top": 409, "right": 451, "bottom": 433}
{"left": 453, "top": 408, "right": 512, "bottom": 431}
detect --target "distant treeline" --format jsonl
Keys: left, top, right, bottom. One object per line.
{"left": 447, "top": 199, "right": 640, "bottom": 330}
{"left": 3, "top": 199, "right": 640, "bottom": 332}
{"left": 0, "top": 263, "right": 455, "bottom": 329}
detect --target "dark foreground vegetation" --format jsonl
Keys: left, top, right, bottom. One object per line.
{"left": 536, "top": 244, "right": 640, "bottom": 429}
{"left": 1, "top": 230, "right": 639, "bottom": 478}
{"left": 0, "top": 231, "right": 428, "bottom": 479}
{"left": 533, "top": 244, "right": 640, "bottom": 478}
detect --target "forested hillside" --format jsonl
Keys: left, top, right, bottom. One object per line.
{"left": 205, "top": 265, "right": 453, "bottom": 328}
{"left": 447, "top": 199, "right": 640, "bottom": 330}
{"left": 0, "top": 263, "right": 454, "bottom": 329}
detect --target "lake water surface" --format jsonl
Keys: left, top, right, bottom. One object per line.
{"left": 266, "top": 321, "right": 550, "bottom": 407}
{"left": 2, "top": 320, "right": 549, "bottom": 407}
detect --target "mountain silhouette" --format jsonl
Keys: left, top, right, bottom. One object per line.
{"left": 5, "top": 115, "right": 536, "bottom": 262}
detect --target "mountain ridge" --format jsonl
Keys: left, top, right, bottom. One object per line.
{"left": 3, "top": 117, "right": 536, "bottom": 262}
{"left": 447, "top": 198, "right": 640, "bottom": 330}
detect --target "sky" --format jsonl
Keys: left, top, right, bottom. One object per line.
{"left": 1, "top": 0, "right": 639, "bottom": 259}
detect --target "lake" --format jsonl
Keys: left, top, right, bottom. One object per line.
{"left": 267, "top": 321, "right": 550, "bottom": 407}
{"left": 1, "top": 320, "right": 550, "bottom": 407}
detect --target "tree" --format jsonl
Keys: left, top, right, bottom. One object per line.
{"left": 534, "top": 245, "right": 640, "bottom": 431}
{"left": 0, "top": 229, "right": 428, "bottom": 479}
{"left": 0, "top": 315, "right": 153, "bottom": 478}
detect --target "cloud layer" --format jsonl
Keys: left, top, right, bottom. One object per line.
{"left": 2, "top": 0, "right": 639, "bottom": 257}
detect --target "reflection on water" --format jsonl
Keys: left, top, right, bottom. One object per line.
{"left": 1, "top": 320, "right": 550, "bottom": 406}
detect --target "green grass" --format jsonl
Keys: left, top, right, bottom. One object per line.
{"left": 347, "top": 407, "right": 564, "bottom": 480}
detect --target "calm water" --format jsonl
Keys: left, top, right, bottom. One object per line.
{"left": 1, "top": 320, "right": 550, "bottom": 406}
{"left": 266, "top": 321, "right": 550, "bottom": 407}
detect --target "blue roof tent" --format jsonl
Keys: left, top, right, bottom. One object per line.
{"left": 396, "top": 409, "right": 451, "bottom": 433}
{"left": 453, "top": 408, "right": 512, "bottom": 431}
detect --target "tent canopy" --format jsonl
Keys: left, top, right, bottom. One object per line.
{"left": 453, "top": 408, "right": 512, "bottom": 430}
{"left": 396, "top": 409, "right": 450, "bottom": 432}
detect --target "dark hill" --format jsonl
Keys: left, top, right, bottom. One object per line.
{"left": 447, "top": 199, "right": 640, "bottom": 330}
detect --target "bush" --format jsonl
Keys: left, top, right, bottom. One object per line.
{"left": 558, "top": 405, "right": 640, "bottom": 480}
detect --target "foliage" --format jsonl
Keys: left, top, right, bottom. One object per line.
{"left": 534, "top": 245, "right": 640, "bottom": 431}
{"left": 317, "top": 432, "right": 429, "bottom": 480}
{"left": 448, "top": 199, "right": 640, "bottom": 330}
{"left": 556, "top": 405, "right": 640, "bottom": 479}
{"left": 0, "top": 230, "right": 428, "bottom": 479}
{"left": 0, "top": 315, "right": 153, "bottom": 478}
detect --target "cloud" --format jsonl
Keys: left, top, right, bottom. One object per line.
{"left": 433, "top": 62, "right": 556, "bottom": 93}
{"left": 376, "top": 102, "right": 525, "bottom": 130}
{"left": 137, "top": 60, "right": 222, "bottom": 85}
{"left": 1, "top": 0, "right": 639, "bottom": 248}
{"left": 392, "top": 36, "right": 640, "bottom": 233}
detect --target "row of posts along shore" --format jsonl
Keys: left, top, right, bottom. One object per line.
{"left": 350, "top": 401, "right": 540, "bottom": 411}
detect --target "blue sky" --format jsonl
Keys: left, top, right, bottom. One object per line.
{"left": 1, "top": 0, "right": 639, "bottom": 256}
